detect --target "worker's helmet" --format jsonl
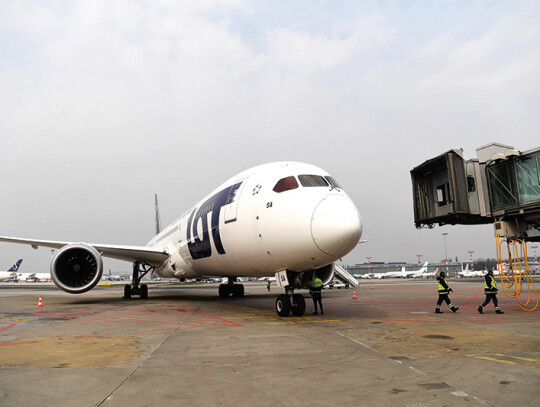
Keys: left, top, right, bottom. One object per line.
{"left": 439, "top": 271, "right": 446, "bottom": 277}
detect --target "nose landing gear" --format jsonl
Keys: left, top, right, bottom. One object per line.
{"left": 275, "top": 290, "right": 306, "bottom": 317}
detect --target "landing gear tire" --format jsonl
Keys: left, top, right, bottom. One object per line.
{"left": 219, "top": 284, "right": 230, "bottom": 297}
{"left": 276, "top": 294, "right": 292, "bottom": 317}
{"left": 232, "top": 284, "right": 245, "bottom": 297}
{"left": 124, "top": 285, "right": 132, "bottom": 299}
{"left": 140, "top": 284, "right": 148, "bottom": 299}
{"left": 291, "top": 294, "right": 306, "bottom": 316}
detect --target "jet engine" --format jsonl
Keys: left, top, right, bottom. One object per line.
{"left": 51, "top": 243, "right": 103, "bottom": 294}
{"left": 297, "top": 263, "right": 335, "bottom": 289}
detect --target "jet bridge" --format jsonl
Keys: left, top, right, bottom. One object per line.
{"left": 411, "top": 143, "right": 540, "bottom": 311}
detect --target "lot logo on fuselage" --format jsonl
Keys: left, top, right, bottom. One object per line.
{"left": 187, "top": 182, "right": 242, "bottom": 259}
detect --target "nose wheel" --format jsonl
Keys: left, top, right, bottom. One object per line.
{"left": 275, "top": 292, "right": 306, "bottom": 317}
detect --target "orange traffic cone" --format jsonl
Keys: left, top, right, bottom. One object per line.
{"left": 371, "top": 284, "right": 374, "bottom": 290}
{"left": 37, "top": 296, "right": 43, "bottom": 308}
{"left": 352, "top": 289, "right": 357, "bottom": 299}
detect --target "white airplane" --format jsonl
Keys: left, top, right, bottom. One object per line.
{"left": 105, "top": 270, "right": 125, "bottom": 281}
{"left": 389, "top": 261, "right": 429, "bottom": 278}
{"left": 0, "top": 259, "right": 23, "bottom": 281}
{"left": 413, "top": 266, "right": 438, "bottom": 279}
{"left": 458, "top": 264, "right": 486, "bottom": 278}
{"left": 33, "top": 272, "right": 52, "bottom": 282}
{"left": 0, "top": 162, "right": 362, "bottom": 316}
{"left": 405, "top": 262, "right": 429, "bottom": 278}
{"left": 368, "top": 266, "right": 403, "bottom": 279}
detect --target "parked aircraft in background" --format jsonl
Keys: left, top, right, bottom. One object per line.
{"left": 105, "top": 270, "right": 125, "bottom": 281}
{"left": 0, "top": 259, "right": 22, "bottom": 281}
{"left": 0, "top": 162, "right": 362, "bottom": 317}
{"left": 459, "top": 264, "right": 486, "bottom": 278}
{"left": 397, "top": 261, "right": 429, "bottom": 278}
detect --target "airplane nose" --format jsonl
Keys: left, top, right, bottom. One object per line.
{"left": 311, "top": 195, "right": 363, "bottom": 257}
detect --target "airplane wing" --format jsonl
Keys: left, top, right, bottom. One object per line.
{"left": 0, "top": 236, "right": 170, "bottom": 265}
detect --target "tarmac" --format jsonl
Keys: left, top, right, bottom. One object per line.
{"left": 0, "top": 279, "right": 539, "bottom": 406}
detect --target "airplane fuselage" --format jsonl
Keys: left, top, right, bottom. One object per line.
{"left": 148, "top": 162, "right": 362, "bottom": 280}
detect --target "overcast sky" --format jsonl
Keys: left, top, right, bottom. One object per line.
{"left": 1, "top": 0, "right": 539, "bottom": 274}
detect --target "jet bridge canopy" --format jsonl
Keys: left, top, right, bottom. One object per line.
{"left": 411, "top": 150, "right": 492, "bottom": 228}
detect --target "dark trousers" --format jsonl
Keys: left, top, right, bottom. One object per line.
{"left": 436, "top": 293, "right": 451, "bottom": 307}
{"left": 312, "top": 292, "right": 323, "bottom": 313}
{"left": 482, "top": 293, "right": 498, "bottom": 308}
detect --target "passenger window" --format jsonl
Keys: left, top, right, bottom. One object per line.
{"left": 273, "top": 176, "right": 299, "bottom": 193}
{"left": 298, "top": 175, "right": 329, "bottom": 187}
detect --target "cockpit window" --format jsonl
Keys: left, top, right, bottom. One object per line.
{"left": 298, "top": 175, "right": 329, "bottom": 187}
{"left": 273, "top": 176, "right": 299, "bottom": 193}
{"left": 325, "top": 176, "right": 342, "bottom": 189}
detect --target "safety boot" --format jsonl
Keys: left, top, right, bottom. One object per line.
{"left": 496, "top": 309, "right": 504, "bottom": 314}
{"left": 451, "top": 306, "right": 459, "bottom": 313}
{"left": 478, "top": 305, "right": 484, "bottom": 314}
{"left": 435, "top": 308, "right": 443, "bottom": 314}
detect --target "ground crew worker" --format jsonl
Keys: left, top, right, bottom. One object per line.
{"left": 478, "top": 270, "right": 504, "bottom": 314}
{"left": 311, "top": 275, "right": 324, "bottom": 315}
{"left": 435, "top": 271, "right": 459, "bottom": 313}
{"left": 266, "top": 280, "right": 271, "bottom": 292}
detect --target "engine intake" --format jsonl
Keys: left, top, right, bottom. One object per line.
{"left": 51, "top": 243, "right": 103, "bottom": 294}
{"left": 297, "top": 263, "right": 335, "bottom": 289}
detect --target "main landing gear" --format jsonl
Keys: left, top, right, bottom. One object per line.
{"left": 275, "top": 289, "right": 306, "bottom": 317}
{"left": 218, "top": 277, "right": 245, "bottom": 297}
{"left": 124, "top": 261, "right": 154, "bottom": 299}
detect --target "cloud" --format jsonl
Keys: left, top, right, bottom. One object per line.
{"left": 1, "top": 1, "right": 539, "bottom": 272}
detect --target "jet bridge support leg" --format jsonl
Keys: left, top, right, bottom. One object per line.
{"left": 124, "top": 261, "right": 153, "bottom": 299}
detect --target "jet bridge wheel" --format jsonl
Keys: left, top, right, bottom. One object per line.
{"left": 276, "top": 294, "right": 292, "bottom": 317}
{"left": 291, "top": 294, "right": 306, "bottom": 316}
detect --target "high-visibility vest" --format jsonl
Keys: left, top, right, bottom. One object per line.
{"left": 437, "top": 277, "right": 449, "bottom": 293}
{"left": 313, "top": 277, "right": 323, "bottom": 288}
{"left": 484, "top": 275, "right": 497, "bottom": 293}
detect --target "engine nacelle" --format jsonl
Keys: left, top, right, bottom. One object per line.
{"left": 51, "top": 243, "right": 104, "bottom": 294}
{"left": 296, "top": 263, "right": 335, "bottom": 289}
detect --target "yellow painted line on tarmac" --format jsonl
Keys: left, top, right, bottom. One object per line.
{"left": 495, "top": 354, "right": 539, "bottom": 363}
{"left": 473, "top": 356, "right": 518, "bottom": 365}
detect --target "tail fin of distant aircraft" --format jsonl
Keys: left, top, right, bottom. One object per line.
{"left": 8, "top": 259, "right": 23, "bottom": 272}
{"left": 155, "top": 194, "right": 162, "bottom": 235}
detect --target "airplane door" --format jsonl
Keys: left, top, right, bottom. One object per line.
{"left": 224, "top": 178, "right": 247, "bottom": 223}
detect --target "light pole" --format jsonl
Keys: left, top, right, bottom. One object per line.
{"left": 468, "top": 250, "right": 474, "bottom": 272}
{"left": 366, "top": 257, "right": 372, "bottom": 274}
{"left": 417, "top": 254, "right": 422, "bottom": 267}
{"left": 532, "top": 245, "right": 538, "bottom": 275}
{"left": 442, "top": 233, "right": 449, "bottom": 275}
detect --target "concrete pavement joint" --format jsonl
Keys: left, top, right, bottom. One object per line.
{"left": 336, "top": 331, "right": 494, "bottom": 406}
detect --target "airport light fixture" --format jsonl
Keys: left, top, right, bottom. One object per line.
{"left": 417, "top": 254, "right": 422, "bottom": 267}
{"left": 468, "top": 251, "right": 474, "bottom": 271}
{"left": 442, "top": 233, "right": 449, "bottom": 274}
{"left": 366, "top": 256, "right": 372, "bottom": 273}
